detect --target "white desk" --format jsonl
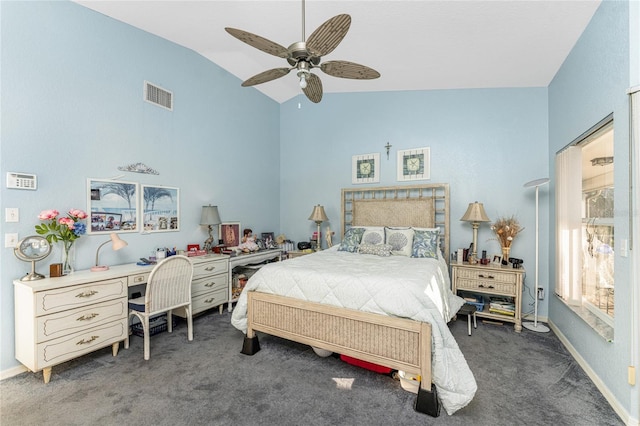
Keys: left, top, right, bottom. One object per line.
{"left": 227, "top": 249, "right": 282, "bottom": 311}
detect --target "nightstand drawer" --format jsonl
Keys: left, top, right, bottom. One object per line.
{"left": 455, "top": 267, "right": 517, "bottom": 284}
{"left": 455, "top": 278, "right": 516, "bottom": 296}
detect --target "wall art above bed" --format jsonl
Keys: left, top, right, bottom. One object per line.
{"left": 352, "top": 153, "right": 380, "bottom": 184}
{"left": 397, "top": 147, "right": 430, "bottom": 181}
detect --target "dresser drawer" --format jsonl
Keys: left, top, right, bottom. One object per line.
{"left": 192, "top": 258, "right": 227, "bottom": 279}
{"left": 36, "top": 298, "right": 127, "bottom": 343}
{"left": 192, "top": 289, "right": 228, "bottom": 314}
{"left": 36, "top": 319, "right": 127, "bottom": 369}
{"left": 454, "top": 267, "right": 517, "bottom": 284}
{"left": 35, "top": 278, "right": 127, "bottom": 316}
{"left": 191, "top": 273, "right": 228, "bottom": 297}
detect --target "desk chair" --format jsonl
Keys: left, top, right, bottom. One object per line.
{"left": 125, "top": 255, "right": 194, "bottom": 360}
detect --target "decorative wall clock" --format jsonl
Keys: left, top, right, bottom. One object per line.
{"left": 397, "top": 147, "right": 430, "bottom": 181}
{"left": 352, "top": 153, "right": 380, "bottom": 184}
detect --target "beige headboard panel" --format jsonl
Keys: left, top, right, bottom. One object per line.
{"left": 341, "top": 184, "right": 450, "bottom": 261}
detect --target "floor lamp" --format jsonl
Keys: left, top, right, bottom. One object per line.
{"left": 522, "top": 178, "right": 550, "bottom": 333}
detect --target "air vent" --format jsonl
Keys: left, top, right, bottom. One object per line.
{"left": 144, "top": 81, "right": 173, "bottom": 111}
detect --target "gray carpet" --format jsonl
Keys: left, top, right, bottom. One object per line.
{"left": 0, "top": 310, "right": 623, "bottom": 426}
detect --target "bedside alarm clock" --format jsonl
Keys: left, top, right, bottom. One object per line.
{"left": 298, "top": 242, "right": 311, "bottom": 250}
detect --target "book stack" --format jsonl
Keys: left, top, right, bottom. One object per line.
{"left": 489, "top": 296, "right": 515, "bottom": 316}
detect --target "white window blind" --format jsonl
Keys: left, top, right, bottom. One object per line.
{"left": 555, "top": 145, "right": 583, "bottom": 304}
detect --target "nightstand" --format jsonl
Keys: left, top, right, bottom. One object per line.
{"left": 451, "top": 262, "right": 524, "bottom": 332}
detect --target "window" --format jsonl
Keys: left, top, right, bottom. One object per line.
{"left": 556, "top": 118, "right": 614, "bottom": 328}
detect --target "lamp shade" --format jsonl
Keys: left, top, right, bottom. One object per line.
{"left": 308, "top": 205, "right": 329, "bottom": 223}
{"left": 110, "top": 233, "right": 128, "bottom": 251}
{"left": 200, "top": 205, "right": 221, "bottom": 226}
{"left": 460, "top": 202, "right": 491, "bottom": 223}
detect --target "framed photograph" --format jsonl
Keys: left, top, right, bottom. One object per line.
{"left": 492, "top": 254, "right": 502, "bottom": 265}
{"left": 397, "top": 147, "right": 430, "bottom": 181}
{"left": 352, "top": 153, "right": 380, "bottom": 184}
{"left": 141, "top": 185, "right": 179, "bottom": 232}
{"left": 261, "top": 232, "right": 275, "bottom": 247}
{"left": 187, "top": 244, "right": 200, "bottom": 252}
{"left": 219, "top": 222, "right": 241, "bottom": 247}
{"left": 87, "top": 179, "right": 139, "bottom": 234}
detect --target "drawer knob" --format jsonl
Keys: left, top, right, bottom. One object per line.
{"left": 76, "top": 290, "right": 98, "bottom": 298}
{"left": 77, "top": 335, "right": 98, "bottom": 345}
{"left": 77, "top": 313, "right": 99, "bottom": 321}
{"left": 478, "top": 274, "right": 495, "bottom": 279}
{"left": 205, "top": 282, "right": 215, "bottom": 288}
{"left": 204, "top": 298, "right": 215, "bottom": 304}
{"left": 478, "top": 284, "right": 495, "bottom": 289}
{"left": 205, "top": 266, "right": 216, "bottom": 271}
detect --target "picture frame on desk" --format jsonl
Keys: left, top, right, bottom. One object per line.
{"left": 492, "top": 254, "right": 502, "bottom": 265}
{"left": 219, "top": 222, "right": 241, "bottom": 247}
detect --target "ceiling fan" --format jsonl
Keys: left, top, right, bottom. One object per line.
{"left": 225, "top": 0, "right": 380, "bottom": 103}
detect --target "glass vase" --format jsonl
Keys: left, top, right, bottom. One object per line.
{"left": 501, "top": 246, "right": 511, "bottom": 264}
{"left": 61, "top": 241, "right": 75, "bottom": 275}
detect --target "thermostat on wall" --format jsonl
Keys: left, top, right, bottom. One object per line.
{"left": 6, "top": 172, "right": 37, "bottom": 190}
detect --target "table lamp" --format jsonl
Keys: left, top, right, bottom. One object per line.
{"left": 91, "top": 233, "right": 128, "bottom": 272}
{"left": 460, "top": 202, "right": 491, "bottom": 258}
{"left": 200, "top": 205, "right": 221, "bottom": 252}
{"left": 308, "top": 205, "right": 328, "bottom": 251}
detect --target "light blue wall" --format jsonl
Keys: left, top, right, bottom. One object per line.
{"left": 548, "top": 0, "right": 632, "bottom": 415}
{"left": 280, "top": 88, "right": 549, "bottom": 312}
{"left": 0, "top": 1, "right": 280, "bottom": 370}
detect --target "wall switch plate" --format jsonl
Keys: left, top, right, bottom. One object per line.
{"left": 5, "top": 233, "right": 18, "bottom": 248}
{"left": 5, "top": 208, "right": 19, "bottom": 222}
{"left": 537, "top": 288, "right": 544, "bottom": 300}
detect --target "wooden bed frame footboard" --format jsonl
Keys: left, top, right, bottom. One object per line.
{"left": 241, "top": 291, "right": 433, "bottom": 395}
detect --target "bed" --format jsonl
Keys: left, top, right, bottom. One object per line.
{"left": 231, "top": 184, "right": 477, "bottom": 416}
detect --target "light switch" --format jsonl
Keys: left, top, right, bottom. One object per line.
{"left": 5, "top": 208, "right": 19, "bottom": 222}
{"left": 5, "top": 233, "right": 18, "bottom": 248}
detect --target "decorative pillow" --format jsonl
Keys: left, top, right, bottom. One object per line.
{"left": 385, "top": 227, "right": 415, "bottom": 257}
{"left": 412, "top": 228, "right": 440, "bottom": 259}
{"left": 337, "top": 227, "right": 365, "bottom": 252}
{"left": 358, "top": 243, "right": 392, "bottom": 257}
{"left": 361, "top": 227, "right": 385, "bottom": 245}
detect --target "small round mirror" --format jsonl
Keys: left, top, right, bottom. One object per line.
{"left": 14, "top": 235, "right": 52, "bottom": 280}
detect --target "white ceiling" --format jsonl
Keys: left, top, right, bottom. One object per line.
{"left": 74, "top": 0, "right": 601, "bottom": 104}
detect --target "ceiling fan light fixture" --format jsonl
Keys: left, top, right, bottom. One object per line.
{"left": 297, "top": 69, "right": 310, "bottom": 88}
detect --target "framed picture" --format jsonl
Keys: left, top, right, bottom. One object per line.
{"left": 87, "top": 179, "right": 139, "bottom": 234}
{"left": 352, "top": 153, "right": 380, "bottom": 184}
{"left": 141, "top": 185, "right": 179, "bottom": 232}
{"left": 492, "top": 254, "right": 502, "bottom": 265}
{"left": 397, "top": 147, "right": 430, "bottom": 181}
{"left": 219, "top": 222, "right": 241, "bottom": 247}
{"left": 261, "top": 232, "right": 275, "bottom": 247}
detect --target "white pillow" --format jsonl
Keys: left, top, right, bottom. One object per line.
{"left": 360, "top": 226, "right": 385, "bottom": 245}
{"left": 385, "top": 227, "right": 415, "bottom": 257}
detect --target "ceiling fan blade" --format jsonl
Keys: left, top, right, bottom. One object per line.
{"left": 302, "top": 73, "right": 323, "bottom": 103}
{"left": 306, "top": 14, "right": 351, "bottom": 57}
{"left": 225, "top": 27, "right": 289, "bottom": 59}
{"left": 241, "top": 68, "right": 292, "bottom": 87}
{"left": 320, "top": 60, "right": 381, "bottom": 80}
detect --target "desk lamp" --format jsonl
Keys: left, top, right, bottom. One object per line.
{"left": 91, "top": 233, "right": 128, "bottom": 272}
{"left": 460, "top": 202, "right": 491, "bottom": 258}
{"left": 200, "top": 205, "right": 221, "bottom": 252}
{"left": 308, "top": 205, "right": 328, "bottom": 251}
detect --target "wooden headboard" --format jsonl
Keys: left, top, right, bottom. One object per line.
{"left": 341, "top": 184, "right": 450, "bottom": 261}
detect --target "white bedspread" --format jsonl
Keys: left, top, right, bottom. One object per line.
{"left": 231, "top": 247, "right": 477, "bottom": 415}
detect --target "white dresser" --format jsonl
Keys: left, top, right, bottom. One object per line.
{"left": 13, "top": 264, "right": 153, "bottom": 383}
{"left": 174, "top": 254, "right": 229, "bottom": 317}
